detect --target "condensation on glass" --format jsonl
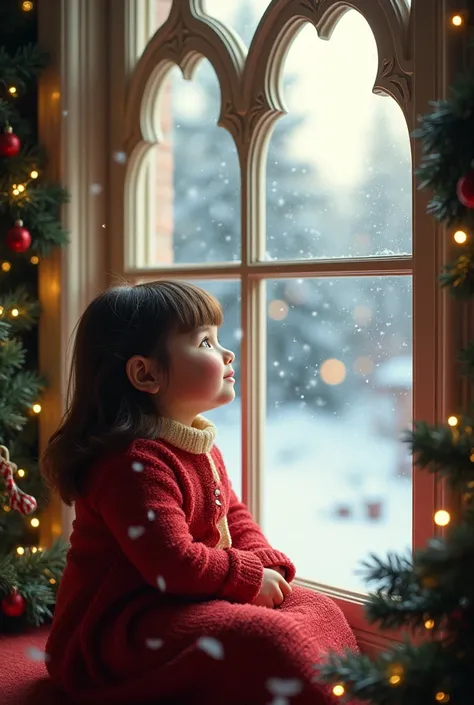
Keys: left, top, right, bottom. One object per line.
{"left": 263, "top": 276, "right": 413, "bottom": 593}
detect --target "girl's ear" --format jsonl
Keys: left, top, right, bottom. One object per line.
{"left": 126, "top": 356, "right": 161, "bottom": 394}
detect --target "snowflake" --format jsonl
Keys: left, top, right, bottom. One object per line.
{"left": 157, "top": 575, "right": 166, "bottom": 592}
{"left": 145, "top": 638, "right": 164, "bottom": 650}
{"left": 113, "top": 151, "right": 127, "bottom": 164}
{"left": 128, "top": 526, "right": 145, "bottom": 540}
{"left": 27, "top": 647, "right": 50, "bottom": 663}
{"left": 266, "top": 677, "right": 303, "bottom": 697}
{"left": 132, "top": 462, "right": 144, "bottom": 472}
{"left": 90, "top": 183, "right": 102, "bottom": 195}
{"left": 196, "top": 636, "right": 224, "bottom": 660}
{"left": 147, "top": 510, "right": 156, "bottom": 521}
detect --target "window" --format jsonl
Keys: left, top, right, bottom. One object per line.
{"left": 109, "top": 0, "right": 443, "bottom": 639}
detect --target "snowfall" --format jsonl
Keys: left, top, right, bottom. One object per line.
{"left": 207, "top": 375, "right": 412, "bottom": 596}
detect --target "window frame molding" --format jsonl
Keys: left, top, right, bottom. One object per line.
{"left": 38, "top": 0, "right": 109, "bottom": 543}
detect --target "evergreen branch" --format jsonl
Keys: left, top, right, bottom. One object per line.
{"left": 0, "top": 144, "right": 44, "bottom": 183}
{"left": 413, "top": 68, "right": 474, "bottom": 229}
{"left": 403, "top": 421, "right": 474, "bottom": 488}
{"left": 0, "top": 44, "right": 48, "bottom": 92}
{"left": 0, "top": 286, "right": 41, "bottom": 332}
{"left": 0, "top": 542, "right": 67, "bottom": 627}
{"left": 0, "top": 337, "right": 26, "bottom": 373}
{"left": 439, "top": 252, "right": 474, "bottom": 299}
{"left": 0, "top": 551, "right": 15, "bottom": 597}
{"left": 315, "top": 640, "right": 465, "bottom": 705}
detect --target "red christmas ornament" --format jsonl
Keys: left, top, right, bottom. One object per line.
{"left": 1, "top": 589, "right": 26, "bottom": 617}
{"left": 457, "top": 171, "right": 474, "bottom": 208}
{"left": 0, "top": 125, "right": 21, "bottom": 158}
{"left": 6, "top": 220, "right": 31, "bottom": 253}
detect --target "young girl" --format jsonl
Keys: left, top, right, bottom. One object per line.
{"left": 42, "top": 280, "right": 357, "bottom": 705}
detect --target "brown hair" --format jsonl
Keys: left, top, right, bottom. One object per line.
{"left": 41, "top": 280, "right": 222, "bottom": 505}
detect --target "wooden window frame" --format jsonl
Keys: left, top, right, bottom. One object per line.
{"left": 38, "top": 0, "right": 462, "bottom": 653}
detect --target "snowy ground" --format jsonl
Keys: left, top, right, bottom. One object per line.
{"left": 207, "top": 399, "right": 412, "bottom": 595}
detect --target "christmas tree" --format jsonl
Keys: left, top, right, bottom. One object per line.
{"left": 0, "top": 0, "right": 67, "bottom": 631}
{"left": 315, "top": 66, "right": 474, "bottom": 705}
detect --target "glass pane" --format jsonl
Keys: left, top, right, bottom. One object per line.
{"left": 265, "top": 11, "right": 411, "bottom": 261}
{"left": 136, "top": 60, "right": 241, "bottom": 267}
{"left": 188, "top": 279, "right": 242, "bottom": 497}
{"left": 204, "top": 0, "right": 271, "bottom": 48}
{"left": 263, "top": 276, "right": 412, "bottom": 593}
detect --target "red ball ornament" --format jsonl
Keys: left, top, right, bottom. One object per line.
{"left": 457, "top": 171, "right": 474, "bottom": 209}
{"left": 1, "top": 590, "right": 26, "bottom": 617}
{"left": 6, "top": 220, "right": 32, "bottom": 253}
{"left": 0, "top": 125, "right": 21, "bottom": 158}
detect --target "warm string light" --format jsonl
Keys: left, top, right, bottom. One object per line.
{"left": 30, "top": 255, "right": 39, "bottom": 265}
{"left": 448, "top": 415, "right": 458, "bottom": 427}
{"left": 387, "top": 663, "right": 404, "bottom": 686}
{"left": 453, "top": 229, "right": 468, "bottom": 244}
{"left": 17, "top": 468, "right": 25, "bottom": 478}
{"left": 436, "top": 692, "right": 450, "bottom": 703}
{"left": 22, "top": 1, "right": 34, "bottom": 11}
{"left": 1, "top": 262, "right": 11, "bottom": 272}
{"left": 424, "top": 618, "right": 435, "bottom": 630}
{"left": 434, "top": 509, "right": 451, "bottom": 527}
{"left": 332, "top": 684, "right": 345, "bottom": 697}
{"left": 16, "top": 546, "right": 25, "bottom": 555}
{"left": 30, "top": 517, "right": 39, "bottom": 528}
{"left": 8, "top": 86, "right": 17, "bottom": 96}
{"left": 32, "top": 403, "right": 42, "bottom": 414}
{"left": 451, "top": 13, "right": 464, "bottom": 26}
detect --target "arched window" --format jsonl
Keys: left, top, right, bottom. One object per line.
{"left": 107, "top": 0, "right": 447, "bottom": 648}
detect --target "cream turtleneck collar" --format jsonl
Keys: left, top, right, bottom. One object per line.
{"left": 157, "top": 415, "right": 216, "bottom": 454}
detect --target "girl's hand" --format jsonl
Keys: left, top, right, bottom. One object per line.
{"left": 269, "top": 565, "right": 286, "bottom": 578}
{"left": 253, "top": 567, "right": 292, "bottom": 608}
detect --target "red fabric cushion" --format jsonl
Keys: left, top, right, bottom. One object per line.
{"left": 0, "top": 627, "right": 71, "bottom": 705}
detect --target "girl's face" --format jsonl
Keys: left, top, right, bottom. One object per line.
{"left": 157, "top": 325, "right": 235, "bottom": 425}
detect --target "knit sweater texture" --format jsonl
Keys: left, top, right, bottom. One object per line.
{"left": 46, "top": 416, "right": 357, "bottom": 705}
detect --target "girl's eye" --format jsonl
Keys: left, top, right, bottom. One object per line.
{"left": 200, "top": 337, "right": 212, "bottom": 348}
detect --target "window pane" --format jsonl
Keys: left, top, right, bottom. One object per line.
{"left": 188, "top": 279, "right": 242, "bottom": 497}
{"left": 263, "top": 276, "right": 412, "bottom": 593}
{"left": 134, "top": 60, "right": 241, "bottom": 267}
{"left": 204, "top": 0, "right": 271, "bottom": 47}
{"left": 265, "top": 12, "right": 411, "bottom": 261}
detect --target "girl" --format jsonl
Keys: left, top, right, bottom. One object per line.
{"left": 42, "top": 280, "right": 357, "bottom": 705}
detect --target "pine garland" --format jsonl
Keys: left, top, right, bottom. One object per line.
{"left": 0, "top": 4, "right": 68, "bottom": 629}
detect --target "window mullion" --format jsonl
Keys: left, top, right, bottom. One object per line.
{"left": 240, "top": 135, "right": 267, "bottom": 522}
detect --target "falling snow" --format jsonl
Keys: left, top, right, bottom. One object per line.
{"left": 196, "top": 636, "right": 224, "bottom": 660}
{"left": 127, "top": 526, "right": 145, "bottom": 540}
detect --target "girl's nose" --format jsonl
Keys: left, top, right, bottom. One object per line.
{"left": 223, "top": 347, "right": 235, "bottom": 364}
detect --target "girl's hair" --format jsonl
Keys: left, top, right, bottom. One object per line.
{"left": 41, "top": 280, "right": 222, "bottom": 505}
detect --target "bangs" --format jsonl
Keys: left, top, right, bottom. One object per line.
{"left": 143, "top": 280, "right": 223, "bottom": 332}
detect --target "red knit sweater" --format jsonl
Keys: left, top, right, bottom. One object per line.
{"left": 47, "top": 417, "right": 296, "bottom": 679}
{"left": 46, "top": 417, "right": 358, "bottom": 705}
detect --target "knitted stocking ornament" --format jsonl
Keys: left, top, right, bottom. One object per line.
{"left": 0, "top": 445, "right": 37, "bottom": 515}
